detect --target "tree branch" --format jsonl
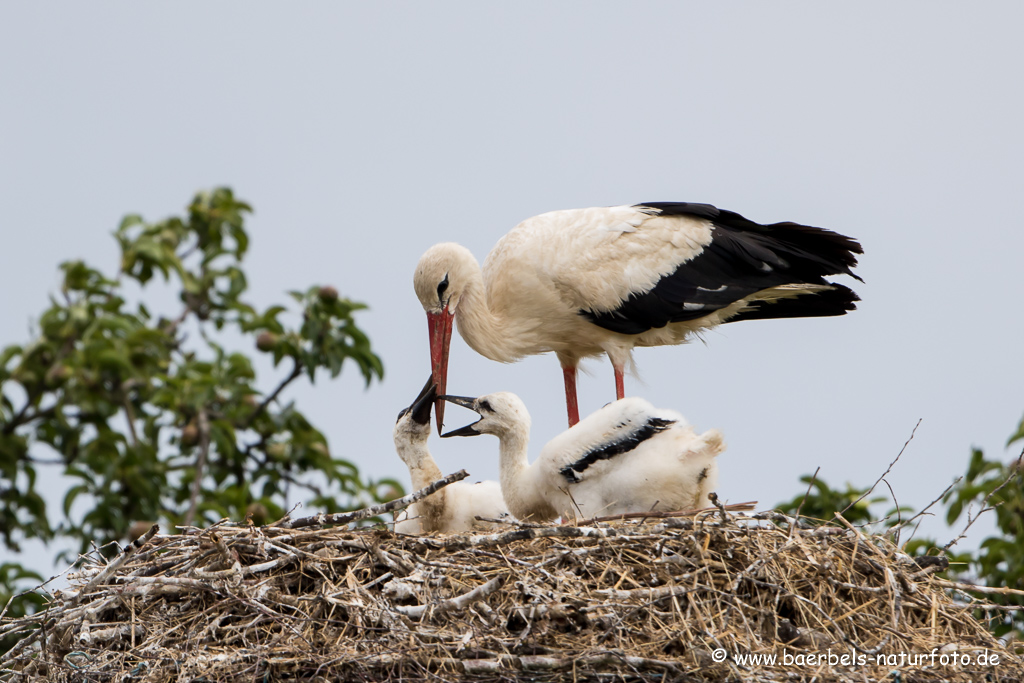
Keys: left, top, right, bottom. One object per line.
{"left": 160, "top": 306, "right": 192, "bottom": 339}
{"left": 121, "top": 390, "right": 139, "bottom": 450}
{"left": 244, "top": 358, "right": 302, "bottom": 429}
{"left": 1, "top": 401, "right": 55, "bottom": 436}
{"left": 182, "top": 408, "right": 211, "bottom": 528}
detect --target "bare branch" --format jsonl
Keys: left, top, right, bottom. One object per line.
{"left": 708, "top": 491, "right": 729, "bottom": 523}
{"left": 792, "top": 466, "right": 820, "bottom": 532}
{"left": 281, "top": 469, "right": 470, "bottom": 530}
{"left": 393, "top": 575, "right": 506, "bottom": 619}
{"left": 898, "top": 475, "right": 963, "bottom": 536}
{"left": 569, "top": 501, "right": 756, "bottom": 527}
{"left": 839, "top": 418, "right": 921, "bottom": 519}
{"left": 881, "top": 478, "right": 902, "bottom": 542}
{"left": 69, "top": 524, "right": 160, "bottom": 607}
{"left": 418, "top": 523, "right": 628, "bottom": 551}
{"left": 933, "top": 578, "right": 1024, "bottom": 598}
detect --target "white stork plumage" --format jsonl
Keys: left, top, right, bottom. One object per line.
{"left": 414, "top": 202, "right": 862, "bottom": 431}
{"left": 439, "top": 392, "right": 725, "bottom": 522}
{"left": 392, "top": 379, "right": 511, "bottom": 535}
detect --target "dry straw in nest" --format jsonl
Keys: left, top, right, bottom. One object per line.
{"left": 2, "top": 473, "right": 1022, "bottom": 683}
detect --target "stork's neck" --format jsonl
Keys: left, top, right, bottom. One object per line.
{"left": 496, "top": 426, "right": 551, "bottom": 521}
{"left": 454, "top": 270, "right": 521, "bottom": 363}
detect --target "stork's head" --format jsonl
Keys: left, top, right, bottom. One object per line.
{"left": 438, "top": 391, "right": 531, "bottom": 440}
{"left": 413, "top": 242, "right": 477, "bottom": 434}
{"left": 393, "top": 377, "right": 436, "bottom": 464}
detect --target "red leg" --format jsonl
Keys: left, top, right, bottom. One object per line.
{"left": 562, "top": 365, "right": 580, "bottom": 427}
{"left": 614, "top": 364, "right": 625, "bottom": 400}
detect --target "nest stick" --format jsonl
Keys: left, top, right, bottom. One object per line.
{"left": 282, "top": 469, "right": 470, "bottom": 530}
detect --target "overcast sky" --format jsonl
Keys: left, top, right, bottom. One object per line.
{"left": 2, "top": 3, "right": 1022, "bottom": 573}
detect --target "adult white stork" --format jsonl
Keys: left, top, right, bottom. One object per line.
{"left": 439, "top": 391, "right": 725, "bottom": 522}
{"left": 392, "top": 379, "right": 511, "bottom": 535}
{"left": 414, "top": 202, "right": 862, "bottom": 431}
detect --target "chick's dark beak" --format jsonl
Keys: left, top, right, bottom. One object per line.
{"left": 441, "top": 422, "right": 482, "bottom": 438}
{"left": 438, "top": 394, "right": 477, "bottom": 410}
{"left": 408, "top": 377, "right": 437, "bottom": 426}
{"left": 438, "top": 394, "right": 483, "bottom": 438}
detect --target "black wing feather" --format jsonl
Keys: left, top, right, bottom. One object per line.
{"left": 581, "top": 202, "right": 862, "bottom": 335}
{"left": 558, "top": 417, "right": 675, "bottom": 484}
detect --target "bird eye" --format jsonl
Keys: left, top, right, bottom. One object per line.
{"left": 478, "top": 400, "right": 492, "bottom": 413}
{"left": 437, "top": 274, "right": 449, "bottom": 301}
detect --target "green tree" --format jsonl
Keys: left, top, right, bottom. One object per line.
{"left": 775, "top": 417, "right": 1024, "bottom": 641}
{"left": 0, "top": 188, "right": 395, "bottom": 648}
{"left": 941, "top": 426, "right": 1024, "bottom": 639}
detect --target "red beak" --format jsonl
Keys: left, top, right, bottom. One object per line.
{"left": 427, "top": 308, "right": 455, "bottom": 435}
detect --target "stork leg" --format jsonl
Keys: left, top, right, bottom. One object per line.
{"left": 562, "top": 365, "right": 580, "bottom": 427}
{"left": 613, "top": 363, "right": 625, "bottom": 400}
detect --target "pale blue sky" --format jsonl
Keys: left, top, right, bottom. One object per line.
{"left": 2, "top": 3, "right": 1022, "bottom": 572}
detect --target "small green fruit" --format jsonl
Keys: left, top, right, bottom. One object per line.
{"left": 180, "top": 422, "right": 199, "bottom": 447}
{"left": 266, "top": 443, "right": 288, "bottom": 460}
{"left": 256, "top": 332, "right": 278, "bottom": 352}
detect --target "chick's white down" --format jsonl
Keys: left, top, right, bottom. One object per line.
{"left": 392, "top": 383, "right": 510, "bottom": 534}
{"left": 442, "top": 392, "right": 724, "bottom": 523}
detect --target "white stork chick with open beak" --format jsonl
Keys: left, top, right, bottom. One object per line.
{"left": 439, "top": 392, "right": 724, "bottom": 523}
{"left": 414, "top": 202, "right": 862, "bottom": 431}
{"left": 392, "top": 379, "right": 511, "bottom": 535}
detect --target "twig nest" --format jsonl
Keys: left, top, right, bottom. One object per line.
{"left": 1, "top": 511, "right": 1021, "bottom": 682}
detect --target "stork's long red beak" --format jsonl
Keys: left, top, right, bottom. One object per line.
{"left": 427, "top": 308, "right": 455, "bottom": 435}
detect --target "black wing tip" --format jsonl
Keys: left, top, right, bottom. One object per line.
{"left": 726, "top": 283, "right": 861, "bottom": 323}
{"left": 584, "top": 201, "right": 863, "bottom": 335}
{"left": 636, "top": 200, "right": 863, "bottom": 272}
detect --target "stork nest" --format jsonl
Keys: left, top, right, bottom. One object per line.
{"left": 2, "top": 502, "right": 1022, "bottom": 682}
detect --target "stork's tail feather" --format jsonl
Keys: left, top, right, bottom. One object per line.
{"left": 756, "top": 219, "right": 863, "bottom": 282}
{"left": 727, "top": 283, "right": 859, "bottom": 323}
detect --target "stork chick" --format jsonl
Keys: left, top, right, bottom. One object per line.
{"left": 393, "top": 380, "right": 510, "bottom": 534}
{"left": 440, "top": 392, "right": 724, "bottom": 522}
